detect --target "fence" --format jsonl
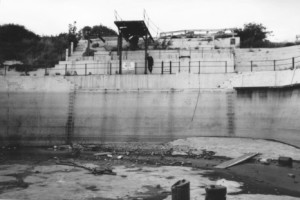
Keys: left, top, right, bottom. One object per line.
{"left": 43, "top": 60, "right": 230, "bottom": 76}
{"left": 246, "top": 56, "right": 300, "bottom": 72}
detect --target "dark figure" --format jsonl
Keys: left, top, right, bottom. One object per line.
{"left": 147, "top": 55, "right": 154, "bottom": 73}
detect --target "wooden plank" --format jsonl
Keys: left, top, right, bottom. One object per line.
{"left": 215, "top": 153, "right": 258, "bottom": 169}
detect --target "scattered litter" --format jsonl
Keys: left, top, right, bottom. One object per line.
{"left": 117, "top": 155, "right": 123, "bottom": 160}
{"left": 171, "top": 151, "right": 188, "bottom": 156}
{"left": 259, "top": 158, "right": 271, "bottom": 165}
{"left": 215, "top": 153, "right": 258, "bottom": 169}
{"left": 288, "top": 173, "right": 296, "bottom": 178}
{"left": 94, "top": 152, "right": 110, "bottom": 157}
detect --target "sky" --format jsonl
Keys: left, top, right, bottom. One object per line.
{"left": 0, "top": 0, "right": 300, "bottom": 42}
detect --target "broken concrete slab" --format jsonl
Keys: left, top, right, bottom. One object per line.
{"left": 215, "top": 153, "right": 258, "bottom": 169}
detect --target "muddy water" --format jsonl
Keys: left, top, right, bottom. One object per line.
{"left": 1, "top": 87, "right": 300, "bottom": 147}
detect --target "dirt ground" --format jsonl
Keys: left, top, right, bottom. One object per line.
{"left": 0, "top": 137, "right": 300, "bottom": 200}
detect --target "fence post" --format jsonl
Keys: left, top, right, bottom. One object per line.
{"left": 65, "top": 64, "right": 67, "bottom": 75}
{"left": 109, "top": 62, "right": 112, "bottom": 75}
{"left": 273, "top": 60, "right": 276, "bottom": 71}
{"left": 170, "top": 61, "right": 172, "bottom": 74}
{"left": 250, "top": 61, "right": 253, "bottom": 72}
{"left": 178, "top": 61, "right": 181, "bottom": 73}
{"left": 198, "top": 61, "right": 201, "bottom": 74}
{"left": 4, "top": 65, "right": 7, "bottom": 76}
{"left": 292, "top": 57, "right": 295, "bottom": 70}
{"left": 135, "top": 62, "right": 137, "bottom": 74}
{"left": 161, "top": 61, "right": 164, "bottom": 74}
{"left": 189, "top": 61, "right": 191, "bottom": 73}
{"left": 225, "top": 61, "right": 227, "bottom": 73}
{"left": 85, "top": 64, "right": 87, "bottom": 76}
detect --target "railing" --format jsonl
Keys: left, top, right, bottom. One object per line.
{"left": 243, "top": 56, "right": 300, "bottom": 72}
{"left": 42, "top": 60, "right": 230, "bottom": 76}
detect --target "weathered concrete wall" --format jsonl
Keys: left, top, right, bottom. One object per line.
{"left": 1, "top": 73, "right": 300, "bottom": 147}
{"left": 0, "top": 77, "right": 72, "bottom": 146}
{"left": 220, "top": 68, "right": 300, "bottom": 88}
{"left": 66, "top": 74, "right": 234, "bottom": 90}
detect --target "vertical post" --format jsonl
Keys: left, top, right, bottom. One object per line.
{"left": 170, "top": 61, "right": 172, "bottom": 74}
{"left": 65, "top": 48, "right": 69, "bottom": 61}
{"left": 45, "top": 67, "right": 47, "bottom": 76}
{"left": 225, "top": 61, "right": 227, "bottom": 73}
{"left": 4, "top": 65, "right": 7, "bottom": 76}
{"left": 85, "top": 64, "right": 87, "bottom": 76}
{"left": 161, "top": 61, "right": 164, "bottom": 74}
{"left": 198, "top": 61, "right": 201, "bottom": 74}
{"left": 250, "top": 61, "right": 253, "bottom": 72}
{"left": 273, "top": 60, "right": 276, "bottom": 71}
{"left": 144, "top": 34, "right": 148, "bottom": 74}
{"left": 65, "top": 64, "right": 67, "bottom": 75}
{"left": 118, "top": 32, "right": 123, "bottom": 75}
{"left": 109, "top": 62, "right": 112, "bottom": 75}
{"left": 189, "top": 61, "right": 191, "bottom": 73}
{"left": 178, "top": 61, "right": 181, "bottom": 73}
{"left": 70, "top": 42, "right": 74, "bottom": 56}
{"left": 292, "top": 57, "right": 295, "bottom": 70}
{"left": 135, "top": 62, "right": 137, "bottom": 74}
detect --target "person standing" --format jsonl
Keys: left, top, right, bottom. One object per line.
{"left": 147, "top": 54, "right": 154, "bottom": 73}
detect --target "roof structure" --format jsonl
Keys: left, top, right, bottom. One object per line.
{"left": 114, "top": 20, "right": 153, "bottom": 42}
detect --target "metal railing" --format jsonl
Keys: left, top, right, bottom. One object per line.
{"left": 42, "top": 60, "right": 230, "bottom": 76}
{"left": 244, "top": 56, "right": 300, "bottom": 72}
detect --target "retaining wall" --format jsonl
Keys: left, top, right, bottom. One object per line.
{"left": 0, "top": 72, "right": 300, "bottom": 147}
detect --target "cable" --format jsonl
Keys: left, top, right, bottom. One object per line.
{"left": 191, "top": 77, "right": 201, "bottom": 122}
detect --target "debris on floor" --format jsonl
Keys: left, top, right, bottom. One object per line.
{"left": 215, "top": 153, "right": 259, "bottom": 169}
{"left": 278, "top": 156, "right": 293, "bottom": 167}
{"left": 55, "top": 160, "right": 116, "bottom": 176}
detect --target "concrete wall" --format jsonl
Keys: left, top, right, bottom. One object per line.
{"left": 1, "top": 73, "right": 300, "bottom": 147}
{"left": 235, "top": 45, "right": 300, "bottom": 72}
{"left": 220, "top": 68, "right": 300, "bottom": 88}
{"left": 0, "top": 77, "right": 72, "bottom": 146}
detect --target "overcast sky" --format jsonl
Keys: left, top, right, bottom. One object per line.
{"left": 0, "top": 0, "right": 300, "bottom": 42}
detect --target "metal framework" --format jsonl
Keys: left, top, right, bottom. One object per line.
{"left": 114, "top": 20, "right": 154, "bottom": 74}
{"left": 159, "top": 28, "right": 237, "bottom": 38}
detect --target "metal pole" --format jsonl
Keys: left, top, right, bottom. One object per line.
{"left": 118, "top": 32, "right": 123, "bottom": 75}
{"left": 145, "top": 34, "right": 148, "bottom": 74}
{"left": 85, "top": 64, "right": 87, "bottom": 76}
{"left": 273, "top": 60, "right": 276, "bottom": 71}
{"left": 250, "top": 61, "right": 253, "bottom": 72}
{"left": 292, "top": 57, "right": 295, "bottom": 70}
{"left": 225, "top": 61, "right": 227, "bottom": 73}
{"left": 198, "top": 61, "right": 201, "bottom": 74}
{"left": 110, "top": 62, "right": 112, "bottom": 75}
{"left": 178, "top": 61, "right": 181, "bottom": 73}
{"left": 161, "top": 61, "right": 164, "bottom": 74}
{"left": 65, "top": 64, "right": 67, "bottom": 75}
{"left": 189, "top": 61, "right": 191, "bottom": 73}
{"left": 170, "top": 61, "right": 172, "bottom": 74}
{"left": 135, "top": 63, "right": 137, "bottom": 74}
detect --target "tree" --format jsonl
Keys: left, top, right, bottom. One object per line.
{"left": 68, "top": 21, "right": 80, "bottom": 49}
{"left": 90, "top": 25, "right": 117, "bottom": 37}
{"left": 235, "top": 23, "right": 272, "bottom": 48}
